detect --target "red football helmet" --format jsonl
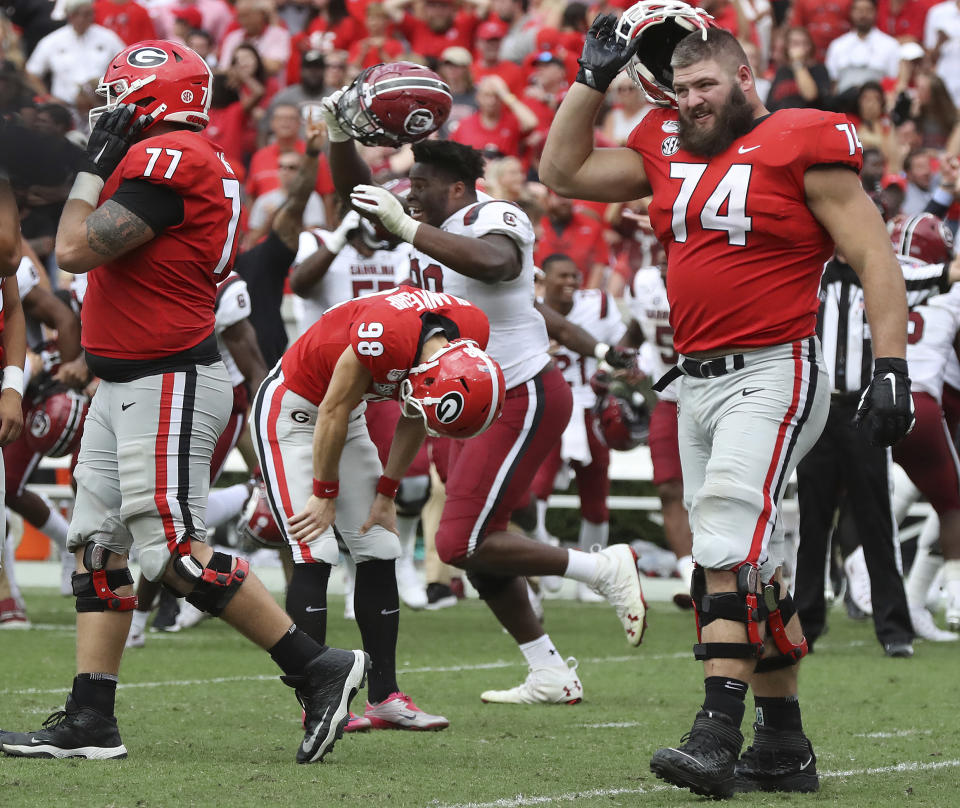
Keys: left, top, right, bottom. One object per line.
{"left": 237, "top": 485, "right": 285, "bottom": 550}
{"left": 334, "top": 62, "right": 451, "bottom": 147}
{"left": 593, "top": 390, "right": 650, "bottom": 451}
{"left": 888, "top": 213, "right": 954, "bottom": 265}
{"left": 23, "top": 388, "right": 89, "bottom": 458}
{"left": 400, "top": 339, "right": 505, "bottom": 438}
{"left": 90, "top": 40, "right": 214, "bottom": 133}
{"left": 616, "top": 1, "right": 716, "bottom": 107}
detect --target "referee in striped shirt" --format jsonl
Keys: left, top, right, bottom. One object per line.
{"left": 794, "top": 252, "right": 952, "bottom": 657}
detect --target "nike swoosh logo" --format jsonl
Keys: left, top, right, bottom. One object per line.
{"left": 399, "top": 712, "right": 417, "bottom": 720}
{"left": 305, "top": 606, "right": 326, "bottom": 613}
{"left": 121, "top": 402, "right": 135, "bottom": 411}
{"left": 301, "top": 706, "right": 330, "bottom": 754}
{"left": 742, "top": 388, "right": 762, "bottom": 396}
{"left": 380, "top": 608, "right": 400, "bottom": 616}
{"left": 94, "top": 143, "right": 108, "bottom": 164}
{"left": 738, "top": 145, "right": 761, "bottom": 153}
{"left": 799, "top": 755, "right": 813, "bottom": 771}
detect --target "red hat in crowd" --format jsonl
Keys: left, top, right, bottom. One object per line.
{"left": 477, "top": 20, "right": 508, "bottom": 40}
{"left": 172, "top": 6, "right": 203, "bottom": 29}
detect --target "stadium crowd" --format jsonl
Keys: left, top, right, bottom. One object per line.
{"left": 0, "top": 0, "right": 958, "bottom": 790}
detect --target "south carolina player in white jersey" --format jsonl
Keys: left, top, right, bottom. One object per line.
{"left": 289, "top": 211, "right": 406, "bottom": 333}
{"left": 626, "top": 265, "right": 695, "bottom": 606}
{"left": 326, "top": 119, "right": 646, "bottom": 706}
{"left": 532, "top": 254, "right": 627, "bottom": 602}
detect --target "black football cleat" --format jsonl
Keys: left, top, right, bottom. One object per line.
{"left": 650, "top": 709, "right": 744, "bottom": 799}
{"left": 735, "top": 723, "right": 819, "bottom": 793}
{"left": 1, "top": 696, "right": 127, "bottom": 759}
{"left": 282, "top": 647, "right": 369, "bottom": 764}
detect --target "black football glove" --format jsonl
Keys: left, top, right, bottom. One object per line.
{"left": 576, "top": 13, "right": 641, "bottom": 93}
{"left": 853, "top": 357, "right": 916, "bottom": 447}
{"left": 596, "top": 342, "right": 637, "bottom": 370}
{"left": 83, "top": 104, "right": 150, "bottom": 180}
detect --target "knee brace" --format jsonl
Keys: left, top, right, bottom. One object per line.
{"left": 691, "top": 565, "right": 767, "bottom": 662}
{"left": 170, "top": 542, "right": 249, "bottom": 617}
{"left": 754, "top": 582, "right": 809, "bottom": 673}
{"left": 396, "top": 475, "right": 430, "bottom": 517}
{"left": 72, "top": 543, "right": 138, "bottom": 612}
{"left": 466, "top": 570, "right": 515, "bottom": 600}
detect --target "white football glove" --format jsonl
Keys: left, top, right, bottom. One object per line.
{"left": 350, "top": 184, "right": 419, "bottom": 243}
{"left": 324, "top": 210, "right": 361, "bottom": 254}
{"left": 321, "top": 88, "right": 350, "bottom": 143}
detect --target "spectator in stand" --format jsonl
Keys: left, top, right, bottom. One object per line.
{"left": 485, "top": 155, "right": 526, "bottom": 201}
{"left": 323, "top": 50, "right": 349, "bottom": 92}
{"left": 221, "top": 0, "right": 292, "bottom": 79}
{"left": 93, "top": 0, "right": 156, "bottom": 44}
{"left": 437, "top": 46, "right": 478, "bottom": 131}
{"left": 491, "top": 0, "right": 538, "bottom": 63}
{"left": 247, "top": 102, "right": 337, "bottom": 223}
{"left": 861, "top": 146, "right": 887, "bottom": 205}
{"left": 450, "top": 73, "right": 537, "bottom": 157}
{"left": 789, "top": 0, "right": 851, "bottom": 62}
{"left": 765, "top": 26, "right": 831, "bottom": 111}
{"left": 265, "top": 49, "right": 328, "bottom": 136}
{"left": 699, "top": 0, "right": 755, "bottom": 40}
{"left": 601, "top": 73, "right": 650, "bottom": 145}
{"left": 187, "top": 29, "right": 218, "bottom": 68}
{"left": 472, "top": 20, "right": 524, "bottom": 94}
{"left": 876, "top": 0, "right": 929, "bottom": 41}
{"left": 855, "top": 81, "right": 897, "bottom": 164}
{"left": 901, "top": 148, "right": 939, "bottom": 213}
{"left": 276, "top": 0, "right": 315, "bottom": 34}
{"left": 24, "top": 0, "right": 124, "bottom": 107}
{"left": 535, "top": 191, "right": 610, "bottom": 289}
{"left": 290, "top": 0, "right": 362, "bottom": 87}
{"left": 246, "top": 150, "right": 327, "bottom": 247}
{"left": 914, "top": 71, "right": 958, "bottom": 148}
{"left": 0, "top": 61, "right": 37, "bottom": 126}
{"left": 386, "top": 0, "right": 483, "bottom": 63}
{"left": 349, "top": 3, "right": 405, "bottom": 69}
{"left": 925, "top": 0, "right": 960, "bottom": 107}
{"left": 202, "top": 61, "right": 266, "bottom": 167}
{"left": 170, "top": 6, "right": 203, "bottom": 45}
{"left": 152, "top": 0, "right": 235, "bottom": 44}
{"left": 826, "top": 0, "right": 901, "bottom": 96}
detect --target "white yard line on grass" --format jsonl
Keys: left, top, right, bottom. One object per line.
{"left": 854, "top": 729, "right": 933, "bottom": 738}
{"left": 430, "top": 760, "right": 960, "bottom": 808}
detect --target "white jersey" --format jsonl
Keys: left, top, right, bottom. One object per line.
{"left": 628, "top": 266, "right": 677, "bottom": 403}
{"left": 409, "top": 197, "right": 550, "bottom": 389}
{"left": 215, "top": 272, "right": 252, "bottom": 387}
{"left": 552, "top": 289, "right": 626, "bottom": 408}
{"left": 15, "top": 255, "right": 41, "bottom": 299}
{"left": 908, "top": 284, "right": 960, "bottom": 402}
{"left": 292, "top": 229, "right": 403, "bottom": 332}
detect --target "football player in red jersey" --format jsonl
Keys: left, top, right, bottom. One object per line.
{"left": 542, "top": 9, "right": 914, "bottom": 798}
{"left": 252, "top": 287, "right": 503, "bottom": 731}
{"left": 0, "top": 41, "right": 368, "bottom": 766}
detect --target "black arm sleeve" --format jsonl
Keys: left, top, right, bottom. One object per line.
{"left": 108, "top": 178, "right": 185, "bottom": 233}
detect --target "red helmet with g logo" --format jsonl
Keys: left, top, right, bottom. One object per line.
{"left": 334, "top": 61, "right": 452, "bottom": 147}
{"left": 23, "top": 388, "right": 89, "bottom": 458}
{"left": 400, "top": 339, "right": 505, "bottom": 438}
{"left": 90, "top": 40, "right": 213, "bottom": 133}
{"left": 237, "top": 485, "right": 285, "bottom": 550}
{"left": 888, "top": 213, "right": 954, "bottom": 265}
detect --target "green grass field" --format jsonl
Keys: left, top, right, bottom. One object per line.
{"left": 1, "top": 586, "right": 958, "bottom": 808}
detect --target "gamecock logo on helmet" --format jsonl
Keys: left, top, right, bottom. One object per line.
{"left": 29, "top": 411, "right": 51, "bottom": 439}
{"left": 404, "top": 109, "right": 435, "bottom": 135}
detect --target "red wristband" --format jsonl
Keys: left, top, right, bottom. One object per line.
{"left": 376, "top": 475, "right": 401, "bottom": 499}
{"left": 313, "top": 479, "right": 339, "bottom": 498}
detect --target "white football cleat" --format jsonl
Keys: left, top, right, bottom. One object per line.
{"left": 124, "top": 629, "right": 145, "bottom": 649}
{"left": 175, "top": 600, "right": 209, "bottom": 630}
{"left": 481, "top": 657, "right": 583, "bottom": 705}
{"left": 589, "top": 544, "right": 647, "bottom": 645}
{"left": 909, "top": 604, "right": 958, "bottom": 642}
{"left": 396, "top": 555, "right": 427, "bottom": 610}
{"left": 363, "top": 692, "right": 449, "bottom": 730}
{"left": 946, "top": 579, "right": 960, "bottom": 632}
{"left": 843, "top": 546, "right": 873, "bottom": 616}
{"left": 576, "top": 582, "right": 605, "bottom": 603}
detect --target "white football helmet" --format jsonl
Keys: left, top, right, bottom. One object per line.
{"left": 615, "top": 1, "right": 715, "bottom": 107}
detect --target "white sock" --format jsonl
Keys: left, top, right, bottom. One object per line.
{"left": 518, "top": 634, "right": 564, "bottom": 668}
{"left": 564, "top": 549, "right": 601, "bottom": 583}
{"left": 578, "top": 520, "right": 608, "bottom": 552}
{"left": 4, "top": 536, "right": 22, "bottom": 604}
{"left": 206, "top": 484, "right": 250, "bottom": 528}
{"left": 40, "top": 508, "right": 70, "bottom": 551}
{"left": 536, "top": 499, "right": 548, "bottom": 537}
{"left": 397, "top": 514, "right": 418, "bottom": 560}
{"left": 906, "top": 515, "right": 942, "bottom": 605}
{"left": 129, "top": 608, "right": 149, "bottom": 636}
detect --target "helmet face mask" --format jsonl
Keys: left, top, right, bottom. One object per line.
{"left": 888, "top": 212, "right": 954, "bottom": 265}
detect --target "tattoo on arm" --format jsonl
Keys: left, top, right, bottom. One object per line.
{"left": 85, "top": 200, "right": 155, "bottom": 258}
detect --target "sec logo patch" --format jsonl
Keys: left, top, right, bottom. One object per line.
{"left": 661, "top": 136, "right": 680, "bottom": 157}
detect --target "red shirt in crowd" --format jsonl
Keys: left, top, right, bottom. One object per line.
{"left": 398, "top": 11, "right": 479, "bottom": 59}
{"left": 789, "top": 0, "right": 852, "bottom": 61}
{"left": 451, "top": 110, "right": 523, "bottom": 157}
{"left": 472, "top": 61, "right": 526, "bottom": 95}
{"left": 535, "top": 211, "right": 610, "bottom": 276}
{"left": 245, "top": 142, "right": 335, "bottom": 200}
{"left": 94, "top": 0, "right": 156, "bottom": 44}
{"left": 875, "top": 0, "right": 933, "bottom": 41}
{"left": 349, "top": 38, "right": 406, "bottom": 69}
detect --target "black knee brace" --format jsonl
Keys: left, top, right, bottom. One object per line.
{"left": 691, "top": 565, "right": 768, "bottom": 662}
{"left": 172, "top": 548, "right": 249, "bottom": 617}
{"left": 72, "top": 544, "right": 137, "bottom": 612}
{"left": 466, "top": 570, "right": 515, "bottom": 600}
{"left": 754, "top": 582, "right": 809, "bottom": 673}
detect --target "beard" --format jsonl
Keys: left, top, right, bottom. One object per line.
{"left": 678, "top": 83, "right": 756, "bottom": 157}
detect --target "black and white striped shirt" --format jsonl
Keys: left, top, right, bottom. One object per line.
{"left": 816, "top": 256, "right": 949, "bottom": 394}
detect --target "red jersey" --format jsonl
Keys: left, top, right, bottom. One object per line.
{"left": 245, "top": 142, "right": 335, "bottom": 200}
{"left": 281, "top": 288, "right": 490, "bottom": 405}
{"left": 82, "top": 131, "right": 242, "bottom": 360}
{"left": 535, "top": 211, "right": 610, "bottom": 276}
{"left": 398, "top": 12, "right": 479, "bottom": 59}
{"left": 451, "top": 110, "right": 523, "bottom": 157}
{"left": 626, "top": 107, "right": 862, "bottom": 354}
{"left": 472, "top": 61, "right": 526, "bottom": 95}
{"left": 93, "top": 0, "right": 156, "bottom": 44}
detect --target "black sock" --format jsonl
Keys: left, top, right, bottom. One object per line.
{"left": 754, "top": 695, "right": 803, "bottom": 732}
{"left": 355, "top": 559, "right": 399, "bottom": 703}
{"left": 269, "top": 624, "right": 326, "bottom": 676}
{"left": 285, "top": 563, "right": 331, "bottom": 644}
{"left": 703, "top": 676, "right": 748, "bottom": 726}
{"left": 72, "top": 673, "right": 118, "bottom": 716}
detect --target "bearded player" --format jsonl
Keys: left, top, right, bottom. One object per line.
{"left": 323, "top": 62, "right": 647, "bottom": 708}
{"left": 0, "top": 41, "right": 366, "bottom": 764}
{"left": 541, "top": 7, "right": 913, "bottom": 799}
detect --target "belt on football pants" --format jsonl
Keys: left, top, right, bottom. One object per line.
{"left": 652, "top": 353, "right": 747, "bottom": 392}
